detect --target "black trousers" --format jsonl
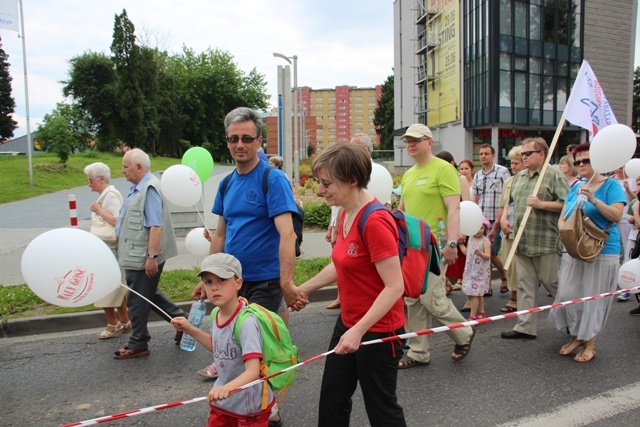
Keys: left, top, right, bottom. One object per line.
{"left": 125, "top": 262, "right": 187, "bottom": 350}
{"left": 318, "top": 317, "right": 406, "bottom": 427}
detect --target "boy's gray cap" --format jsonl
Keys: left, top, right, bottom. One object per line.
{"left": 197, "top": 253, "right": 242, "bottom": 279}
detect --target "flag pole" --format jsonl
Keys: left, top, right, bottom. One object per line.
{"left": 18, "top": 0, "right": 33, "bottom": 187}
{"left": 503, "top": 115, "right": 567, "bottom": 271}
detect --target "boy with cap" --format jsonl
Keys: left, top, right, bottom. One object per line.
{"left": 171, "top": 253, "right": 277, "bottom": 427}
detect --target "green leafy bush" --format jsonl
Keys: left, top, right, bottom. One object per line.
{"left": 303, "top": 202, "right": 331, "bottom": 228}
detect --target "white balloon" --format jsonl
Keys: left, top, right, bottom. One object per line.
{"left": 624, "top": 158, "right": 640, "bottom": 179}
{"left": 185, "top": 227, "right": 211, "bottom": 256}
{"left": 459, "top": 201, "right": 484, "bottom": 236}
{"left": 368, "top": 163, "right": 393, "bottom": 204}
{"left": 590, "top": 124, "right": 636, "bottom": 173}
{"left": 21, "top": 228, "right": 121, "bottom": 307}
{"left": 618, "top": 258, "right": 640, "bottom": 294}
{"left": 160, "top": 164, "right": 202, "bottom": 207}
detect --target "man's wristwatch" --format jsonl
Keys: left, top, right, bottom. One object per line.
{"left": 147, "top": 253, "right": 159, "bottom": 259}
{"left": 447, "top": 241, "right": 458, "bottom": 249}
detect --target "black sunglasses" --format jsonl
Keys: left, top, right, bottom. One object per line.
{"left": 226, "top": 135, "right": 259, "bottom": 144}
{"left": 573, "top": 158, "right": 591, "bottom": 167}
{"left": 521, "top": 150, "right": 542, "bottom": 157}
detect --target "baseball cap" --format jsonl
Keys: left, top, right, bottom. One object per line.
{"left": 400, "top": 124, "right": 433, "bottom": 140}
{"left": 197, "top": 253, "right": 242, "bottom": 279}
{"left": 482, "top": 217, "right": 491, "bottom": 230}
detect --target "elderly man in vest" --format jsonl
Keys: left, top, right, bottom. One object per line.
{"left": 113, "top": 148, "right": 187, "bottom": 359}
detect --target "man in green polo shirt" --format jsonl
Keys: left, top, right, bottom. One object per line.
{"left": 500, "top": 137, "right": 568, "bottom": 340}
{"left": 398, "top": 124, "right": 475, "bottom": 367}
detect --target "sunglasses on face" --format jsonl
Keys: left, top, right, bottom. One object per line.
{"left": 226, "top": 135, "right": 258, "bottom": 144}
{"left": 521, "top": 150, "right": 542, "bottom": 157}
{"left": 573, "top": 158, "right": 591, "bottom": 167}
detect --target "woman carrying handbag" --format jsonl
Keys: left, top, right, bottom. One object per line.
{"left": 549, "top": 143, "right": 625, "bottom": 363}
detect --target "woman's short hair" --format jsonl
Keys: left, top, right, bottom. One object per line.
{"left": 459, "top": 159, "right": 474, "bottom": 172}
{"left": 83, "top": 162, "right": 111, "bottom": 182}
{"left": 435, "top": 150, "right": 456, "bottom": 168}
{"left": 508, "top": 146, "right": 523, "bottom": 160}
{"left": 559, "top": 155, "right": 578, "bottom": 177}
{"left": 312, "top": 144, "right": 371, "bottom": 189}
{"left": 269, "top": 156, "right": 284, "bottom": 170}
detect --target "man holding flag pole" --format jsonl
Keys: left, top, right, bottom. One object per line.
{"left": 501, "top": 60, "right": 617, "bottom": 340}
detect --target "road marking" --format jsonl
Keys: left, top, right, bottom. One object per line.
{"left": 497, "top": 382, "right": 640, "bottom": 426}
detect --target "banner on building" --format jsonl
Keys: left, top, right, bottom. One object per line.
{"left": 0, "top": 0, "right": 19, "bottom": 32}
{"left": 427, "top": 0, "right": 460, "bottom": 126}
{"left": 563, "top": 60, "right": 617, "bottom": 138}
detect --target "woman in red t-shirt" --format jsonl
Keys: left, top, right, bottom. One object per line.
{"left": 293, "top": 144, "right": 407, "bottom": 427}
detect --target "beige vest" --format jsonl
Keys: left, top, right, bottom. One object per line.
{"left": 117, "top": 174, "right": 178, "bottom": 269}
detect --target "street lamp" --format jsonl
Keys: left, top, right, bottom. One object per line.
{"left": 273, "top": 52, "right": 299, "bottom": 185}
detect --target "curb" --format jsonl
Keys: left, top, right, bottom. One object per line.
{"left": 0, "top": 286, "right": 338, "bottom": 338}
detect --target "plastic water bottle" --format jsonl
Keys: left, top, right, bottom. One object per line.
{"left": 436, "top": 217, "right": 447, "bottom": 253}
{"left": 180, "top": 299, "right": 207, "bottom": 352}
{"left": 576, "top": 178, "right": 588, "bottom": 209}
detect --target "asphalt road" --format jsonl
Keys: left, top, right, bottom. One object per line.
{"left": 2, "top": 290, "right": 640, "bottom": 427}
{"left": 3, "top": 165, "right": 640, "bottom": 426}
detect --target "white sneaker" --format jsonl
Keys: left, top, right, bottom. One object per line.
{"left": 617, "top": 292, "right": 631, "bottom": 302}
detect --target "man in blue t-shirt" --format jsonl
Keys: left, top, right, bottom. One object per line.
{"left": 192, "top": 108, "right": 304, "bottom": 391}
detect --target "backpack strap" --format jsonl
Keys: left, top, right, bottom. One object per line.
{"left": 357, "top": 201, "right": 389, "bottom": 240}
{"left": 218, "top": 170, "right": 237, "bottom": 199}
{"left": 262, "top": 165, "right": 276, "bottom": 195}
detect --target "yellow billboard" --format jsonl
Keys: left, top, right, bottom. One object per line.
{"left": 427, "top": 0, "right": 460, "bottom": 126}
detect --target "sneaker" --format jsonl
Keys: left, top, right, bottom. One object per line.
{"left": 197, "top": 363, "right": 218, "bottom": 380}
{"left": 617, "top": 292, "right": 631, "bottom": 302}
{"left": 630, "top": 306, "right": 640, "bottom": 316}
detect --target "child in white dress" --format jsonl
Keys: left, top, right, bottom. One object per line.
{"left": 460, "top": 218, "right": 492, "bottom": 320}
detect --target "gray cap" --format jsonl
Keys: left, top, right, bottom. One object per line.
{"left": 197, "top": 253, "right": 242, "bottom": 279}
{"left": 400, "top": 123, "right": 433, "bottom": 140}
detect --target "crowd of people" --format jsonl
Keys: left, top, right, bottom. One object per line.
{"left": 84, "top": 106, "right": 640, "bottom": 426}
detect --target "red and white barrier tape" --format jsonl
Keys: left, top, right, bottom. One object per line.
{"left": 60, "top": 286, "right": 640, "bottom": 427}
{"left": 68, "top": 194, "right": 78, "bottom": 227}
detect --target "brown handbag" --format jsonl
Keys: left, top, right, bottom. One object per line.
{"left": 558, "top": 207, "right": 612, "bottom": 263}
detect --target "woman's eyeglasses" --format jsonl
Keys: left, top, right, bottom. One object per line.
{"left": 573, "top": 158, "right": 591, "bottom": 167}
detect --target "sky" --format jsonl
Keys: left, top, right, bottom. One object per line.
{"left": 0, "top": 0, "right": 395, "bottom": 138}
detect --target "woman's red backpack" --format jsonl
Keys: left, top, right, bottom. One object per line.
{"left": 358, "top": 202, "right": 441, "bottom": 298}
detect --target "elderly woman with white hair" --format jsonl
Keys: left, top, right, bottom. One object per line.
{"left": 84, "top": 162, "right": 131, "bottom": 339}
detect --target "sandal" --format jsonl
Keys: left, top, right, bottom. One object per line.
{"left": 485, "top": 288, "right": 493, "bottom": 297}
{"left": 117, "top": 320, "right": 132, "bottom": 333}
{"left": 500, "top": 278, "right": 509, "bottom": 293}
{"left": 445, "top": 283, "right": 453, "bottom": 296}
{"left": 451, "top": 281, "right": 462, "bottom": 291}
{"left": 113, "top": 346, "right": 150, "bottom": 360}
{"left": 574, "top": 348, "right": 596, "bottom": 363}
{"left": 500, "top": 299, "right": 518, "bottom": 313}
{"left": 97, "top": 323, "right": 124, "bottom": 340}
{"left": 559, "top": 338, "right": 584, "bottom": 356}
{"left": 398, "top": 354, "right": 430, "bottom": 369}
{"left": 452, "top": 329, "right": 476, "bottom": 362}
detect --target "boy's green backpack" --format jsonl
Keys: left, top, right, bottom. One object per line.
{"left": 211, "top": 297, "right": 298, "bottom": 391}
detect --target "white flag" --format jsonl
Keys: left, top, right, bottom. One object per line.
{"left": 563, "top": 60, "right": 617, "bottom": 138}
{"left": 0, "top": 0, "right": 19, "bottom": 32}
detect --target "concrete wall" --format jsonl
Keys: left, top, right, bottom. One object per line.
{"left": 584, "top": 0, "right": 637, "bottom": 125}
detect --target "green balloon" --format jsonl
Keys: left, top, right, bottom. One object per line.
{"left": 182, "top": 147, "right": 214, "bottom": 184}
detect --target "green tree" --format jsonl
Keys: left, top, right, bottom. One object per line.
{"left": 633, "top": 66, "right": 640, "bottom": 134}
{"left": 36, "top": 103, "right": 91, "bottom": 164}
{"left": 373, "top": 75, "right": 394, "bottom": 151}
{"left": 62, "top": 51, "right": 118, "bottom": 150}
{"left": 0, "top": 37, "right": 17, "bottom": 140}
{"left": 111, "top": 9, "right": 147, "bottom": 151}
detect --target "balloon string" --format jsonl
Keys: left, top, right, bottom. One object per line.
{"left": 120, "top": 284, "right": 174, "bottom": 321}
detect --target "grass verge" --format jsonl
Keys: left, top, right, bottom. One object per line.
{"left": 0, "top": 257, "right": 331, "bottom": 323}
